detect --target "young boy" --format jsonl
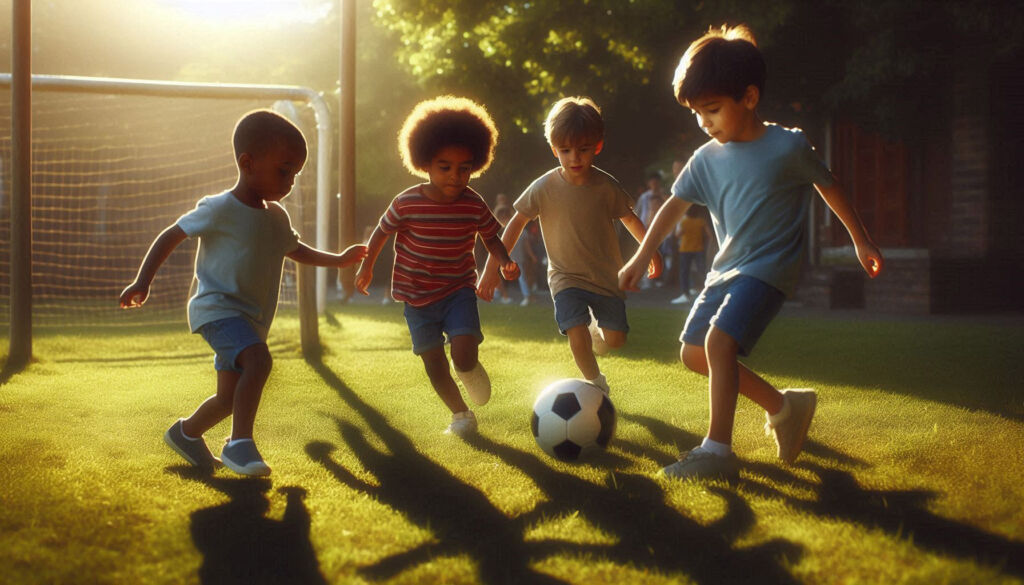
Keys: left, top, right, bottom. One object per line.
{"left": 120, "top": 109, "right": 367, "bottom": 476}
{"left": 355, "top": 96, "right": 519, "bottom": 437}
{"left": 620, "top": 25, "right": 884, "bottom": 480}
{"left": 478, "top": 97, "right": 662, "bottom": 395}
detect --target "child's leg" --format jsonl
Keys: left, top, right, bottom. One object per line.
{"left": 678, "top": 276, "right": 788, "bottom": 445}
{"left": 566, "top": 324, "right": 601, "bottom": 379}
{"left": 681, "top": 341, "right": 783, "bottom": 420}
{"left": 449, "top": 334, "right": 478, "bottom": 373}
{"left": 229, "top": 343, "right": 273, "bottom": 441}
{"left": 181, "top": 369, "right": 238, "bottom": 438}
{"left": 419, "top": 346, "right": 469, "bottom": 414}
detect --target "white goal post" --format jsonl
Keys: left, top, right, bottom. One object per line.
{"left": 0, "top": 74, "right": 336, "bottom": 355}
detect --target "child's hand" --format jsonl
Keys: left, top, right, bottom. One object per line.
{"left": 354, "top": 262, "right": 373, "bottom": 295}
{"left": 618, "top": 255, "right": 647, "bottom": 292}
{"left": 476, "top": 267, "right": 500, "bottom": 301}
{"left": 338, "top": 244, "right": 368, "bottom": 268}
{"left": 119, "top": 281, "right": 150, "bottom": 309}
{"left": 500, "top": 260, "right": 520, "bottom": 282}
{"left": 856, "top": 242, "right": 884, "bottom": 278}
{"left": 647, "top": 251, "right": 664, "bottom": 279}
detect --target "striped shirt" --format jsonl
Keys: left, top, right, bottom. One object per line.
{"left": 379, "top": 185, "right": 500, "bottom": 307}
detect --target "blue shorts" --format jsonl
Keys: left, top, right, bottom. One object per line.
{"left": 553, "top": 287, "right": 629, "bottom": 335}
{"left": 680, "top": 275, "right": 785, "bottom": 357}
{"left": 198, "top": 316, "right": 265, "bottom": 372}
{"left": 403, "top": 287, "right": 483, "bottom": 355}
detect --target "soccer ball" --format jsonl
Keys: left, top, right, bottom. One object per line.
{"left": 530, "top": 379, "right": 616, "bottom": 461}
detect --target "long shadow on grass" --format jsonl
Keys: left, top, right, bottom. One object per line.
{"left": 627, "top": 410, "right": 1024, "bottom": 576}
{"left": 465, "top": 433, "right": 803, "bottom": 585}
{"left": 306, "top": 358, "right": 567, "bottom": 585}
{"left": 307, "top": 359, "right": 802, "bottom": 584}
{"left": 740, "top": 462, "right": 1024, "bottom": 578}
{"left": 167, "top": 466, "right": 328, "bottom": 585}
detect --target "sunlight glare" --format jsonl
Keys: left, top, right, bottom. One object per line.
{"left": 152, "top": 0, "right": 333, "bottom": 26}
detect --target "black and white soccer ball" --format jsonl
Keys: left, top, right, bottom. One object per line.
{"left": 530, "top": 379, "right": 616, "bottom": 461}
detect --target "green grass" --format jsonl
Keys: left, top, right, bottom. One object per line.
{"left": 1, "top": 302, "right": 1022, "bottom": 585}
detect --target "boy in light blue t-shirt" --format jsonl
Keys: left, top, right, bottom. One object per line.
{"left": 620, "top": 25, "right": 883, "bottom": 480}
{"left": 120, "top": 110, "right": 367, "bottom": 476}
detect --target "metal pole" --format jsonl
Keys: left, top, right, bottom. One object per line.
{"left": 9, "top": 0, "right": 32, "bottom": 370}
{"left": 0, "top": 73, "right": 333, "bottom": 357}
{"left": 338, "top": 0, "right": 357, "bottom": 300}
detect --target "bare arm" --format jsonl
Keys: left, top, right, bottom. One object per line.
{"left": 119, "top": 224, "right": 188, "bottom": 308}
{"left": 354, "top": 226, "right": 391, "bottom": 295}
{"left": 287, "top": 242, "right": 368, "bottom": 268}
{"left": 619, "top": 197, "right": 690, "bottom": 291}
{"left": 619, "top": 211, "right": 663, "bottom": 279}
{"left": 815, "top": 178, "right": 884, "bottom": 278}
{"left": 478, "top": 211, "right": 530, "bottom": 301}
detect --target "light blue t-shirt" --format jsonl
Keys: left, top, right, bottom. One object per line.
{"left": 671, "top": 124, "right": 833, "bottom": 297}
{"left": 176, "top": 191, "right": 300, "bottom": 338}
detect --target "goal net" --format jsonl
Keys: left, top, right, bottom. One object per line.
{"left": 0, "top": 89, "right": 322, "bottom": 331}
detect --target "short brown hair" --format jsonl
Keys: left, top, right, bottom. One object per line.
{"left": 544, "top": 96, "right": 604, "bottom": 146}
{"left": 673, "top": 24, "right": 765, "bottom": 106}
{"left": 398, "top": 95, "right": 498, "bottom": 178}
{"left": 232, "top": 109, "right": 307, "bottom": 159}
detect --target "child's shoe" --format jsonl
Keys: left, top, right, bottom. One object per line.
{"left": 588, "top": 374, "right": 610, "bottom": 396}
{"left": 164, "top": 419, "right": 221, "bottom": 468}
{"left": 670, "top": 293, "right": 691, "bottom": 304}
{"left": 444, "top": 410, "right": 478, "bottom": 437}
{"left": 455, "top": 362, "right": 491, "bottom": 406}
{"left": 589, "top": 320, "right": 610, "bottom": 356}
{"left": 764, "top": 388, "right": 817, "bottom": 464}
{"left": 221, "top": 439, "right": 272, "bottom": 477}
{"left": 660, "top": 447, "right": 739, "bottom": 481}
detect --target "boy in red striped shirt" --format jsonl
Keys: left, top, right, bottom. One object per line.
{"left": 356, "top": 96, "right": 520, "bottom": 436}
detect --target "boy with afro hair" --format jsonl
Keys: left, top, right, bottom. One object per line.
{"left": 356, "top": 96, "right": 519, "bottom": 437}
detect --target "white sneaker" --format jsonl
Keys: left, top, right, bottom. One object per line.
{"left": 588, "top": 319, "right": 610, "bottom": 356}
{"left": 519, "top": 297, "right": 531, "bottom": 307}
{"left": 670, "top": 293, "right": 691, "bottom": 304}
{"left": 589, "top": 374, "right": 610, "bottom": 396}
{"left": 455, "top": 362, "right": 491, "bottom": 405}
{"left": 445, "top": 410, "right": 478, "bottom": 437}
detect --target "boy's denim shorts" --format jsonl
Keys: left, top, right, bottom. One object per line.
{"left": 553, "top": 287, "right": 629, "bottom": 335}
{"left": 680, "top": 275, "right": 785, "bottom": 356}
{"left": 198, "top": 316, "right": 265, "bottom": 372}
{"left": 403, "top": 287, "right": 483, "bottom": 355}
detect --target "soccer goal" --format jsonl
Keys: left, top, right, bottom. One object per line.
{"left": 0, "top": 75, "right": 333, "bottom": 342}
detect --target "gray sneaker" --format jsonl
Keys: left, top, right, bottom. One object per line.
{"left": 455, "top": 363, "right": 491, "bottom": 406}
{"left": 164, "top": 419, "right": 220, "bottom": 468}
{"left": 765, "top": 388, "right": 817, "bottom": 464}
{"left": 660, "top": 447, "right": 739, "bottom": 481}
{"left": 221, "top": 439, "right": 271, "bottom": 477}
{"left": 444, "top": 410, "right": 478, "bottom": 437}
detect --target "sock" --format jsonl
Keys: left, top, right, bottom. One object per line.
{"left": 588, "top": 373, "right": 607, "bottom": 387}
{"left": 180, "top": 427, "right": 200, "bottom": 441}
{"left": 700, "top": 437, "right": 732, "bottom": 457}
{"left": 768, "top": 394, "right": 792, "bottom": 426}
{"left": 227, "top": 438, "right": 254, "bottom": 448}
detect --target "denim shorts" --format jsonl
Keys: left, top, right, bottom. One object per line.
{"left": 553, "top": 287, "right": 629, "bottom": 335}
{"left": 403, "top": 287, "right": 483, "bottom": 355}
{"left": 198, "top": 316, "right": 265, "bottom": 372}
{"left": 680, "top": 275, "right": 785, "bottom": 356}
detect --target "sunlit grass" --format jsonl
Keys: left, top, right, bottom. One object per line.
{"left": 1, "top": 303, "right": 1022, "bottom": 584}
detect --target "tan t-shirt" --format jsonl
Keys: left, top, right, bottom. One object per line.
{"left": 514, "top": 167, "right": 634, "bottom": 299}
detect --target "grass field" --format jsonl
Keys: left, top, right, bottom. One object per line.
{"left": 1, "top": 301, "right": 1022, "bottom": 584}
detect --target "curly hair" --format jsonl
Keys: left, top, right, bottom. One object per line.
{"left": 398, "top": 96, "right": 498, "bottom": 178}
{"left": 544, "top": 96, "right": 604, "bottom": 147}
{"left": 673, "top": 24, "right": 765, "bottom": 106}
